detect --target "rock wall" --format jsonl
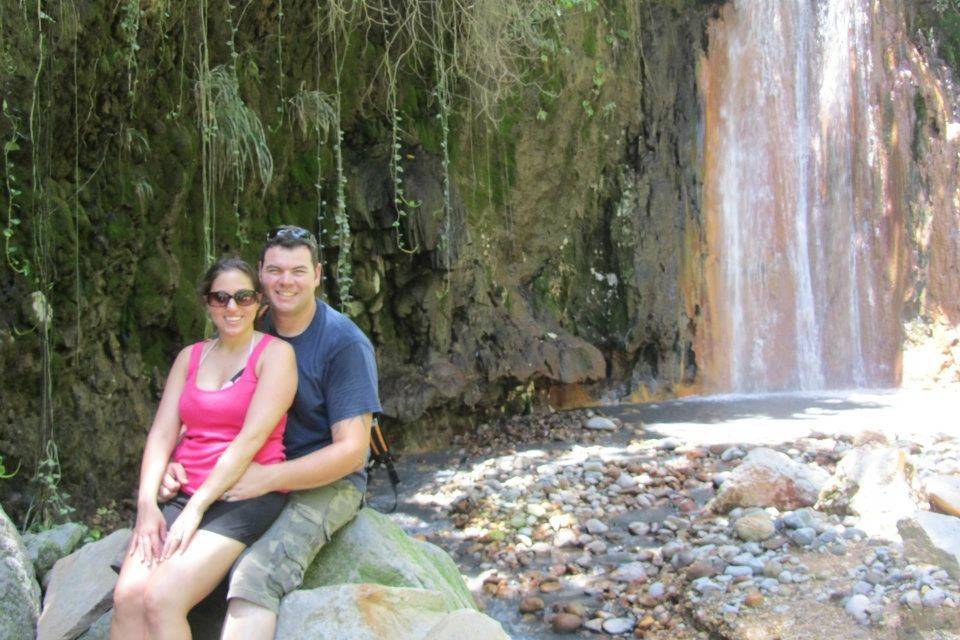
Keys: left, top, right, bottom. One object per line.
{"left": 0, "top": 0, "right": 957, "bottom": 522}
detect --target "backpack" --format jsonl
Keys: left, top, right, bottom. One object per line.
{"left": 367, "top": 417, "right": 400, "bottom": 513}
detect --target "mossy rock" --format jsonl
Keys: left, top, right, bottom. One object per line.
{"left": 301, "top": 508, "right": 475, "bottom": 612}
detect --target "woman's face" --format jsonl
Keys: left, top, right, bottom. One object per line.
{"left": 206, "top": 269, "right": 260, "bottom": 339}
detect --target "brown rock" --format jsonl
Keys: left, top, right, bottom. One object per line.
{"left": 685, "top": 559, "right": 719, "bottom": 579}
{"left": 539, "top": 579, "right": 562, "bottom": 593}
{"left": 925, "top": 474, "right": 960, "bottom": 517}
{"left": 519, "top": 596, "right": 544, "bottom": 614}
{"left": 744, "top": 591, "right": 764, "bottom": 607}
{"left": 551, "top": 613, "right": 583, "bottom": 633}
{"left": 711, "top": 448, "right": 829, "bottom": 512}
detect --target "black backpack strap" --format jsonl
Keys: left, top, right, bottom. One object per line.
{"left": 368, "top": 416, "right": 400, "bottom": 513}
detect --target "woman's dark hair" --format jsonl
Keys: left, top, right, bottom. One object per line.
{"left": 197, "top": 256, "right": 260, "bottom": 298}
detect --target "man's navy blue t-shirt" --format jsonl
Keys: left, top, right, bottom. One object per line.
{"left": 262, "top": 300, "right": 381, "bottom": 492}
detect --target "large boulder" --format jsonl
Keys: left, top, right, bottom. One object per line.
{"left": 276, "top": 584, "right": 508, "bottom": 640}
{"left": 898, "top": 512, "right": 960, "bottom": 579}
{"left": 37, "top": 529, "right": 130, "bottom": 640}
{"left": 301, "top": 508, "right": 476, "bottom": 611}
{"left": 710, "top": 448, "right": 829, "bottom": 513}
{"left": 23, "top": 522, "right": 87, "bottom": 581}
{"left": 0, "top": 505, "right": 41, "bottom": 640}
{"left": 816, "top": 447, "right": 917, "bottom": 540}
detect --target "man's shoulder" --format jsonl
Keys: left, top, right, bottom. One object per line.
{"left": 320, "top": 301, "right": 375, "bottom": 353}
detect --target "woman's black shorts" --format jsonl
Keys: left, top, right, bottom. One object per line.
{"left": 161, "top": 491, "right": 287, "bottom": 546}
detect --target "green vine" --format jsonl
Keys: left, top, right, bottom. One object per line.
{"left": 2, "top": 101, "right": 29, "bottom": 277}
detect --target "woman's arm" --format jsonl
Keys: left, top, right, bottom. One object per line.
{"left": 129, "top": 345, "right": 192, "bottom": 565}
{"left": 162, "top": 338, "right": 297, "bottom": 558}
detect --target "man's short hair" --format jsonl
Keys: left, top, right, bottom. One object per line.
{"left": 260, "top": 225, "right": 320, "bottom": 265}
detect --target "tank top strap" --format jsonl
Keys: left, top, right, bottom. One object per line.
{"left": 186, "top": 341, "right": 206, "bottom": 380}
{"left": 245, "top": 334, "right": 274, "bottom": 379}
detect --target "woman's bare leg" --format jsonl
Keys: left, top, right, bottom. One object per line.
{"left": 143, "top": 530, "right": 246, "bottom": 640}
{"left": 111, "top": 553, "right": 156, "bottom": 640}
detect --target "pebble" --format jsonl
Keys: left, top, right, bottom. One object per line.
{"left": 519, "top": 596, "right": 544, "bottom": 613}
{"left": 734, "top": 511, "right": 776, "bottom": 541}
{"left": 845, "top": 594, "right": 871, "bottom": 622}
{"left": 584, "top": 416, "right": 618, "bottom": 431}
{"left": 584, "top": 519, "right": 609, "bottom": 535}
{"left": 901, "top": 589, "right": 922, "bottom": 609}
{"left": 744, "top": 591, "right": 764, "bottom": 607}
{"left": 601, "top": 617, "right": 635, "bottom": 634}
{"left": 789, "top": 527, "right": 816, "bottom": 546}
{"left": 551, "top": 613, "right": 583, "bottom": 633}
{"left": 923, "top": 588, "right": 947, "bottom": 608}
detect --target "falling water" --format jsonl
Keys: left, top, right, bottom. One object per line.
{"left": 699, "top": 0, "right": 912, "bottom": 392}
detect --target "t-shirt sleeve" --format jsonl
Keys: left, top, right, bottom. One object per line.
{"left": 324, "top": 340, "right": 382, "bottom": 425}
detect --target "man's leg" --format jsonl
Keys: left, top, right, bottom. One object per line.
{"left": 220, "top": 480, "right": 362, "bottom": 640}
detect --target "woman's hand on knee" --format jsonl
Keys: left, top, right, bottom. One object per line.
{"left": 161, "top": 503, "right": 203, "bottom": 560}
{"left": 129, "top": 503, "right": 167, "bottom": 567}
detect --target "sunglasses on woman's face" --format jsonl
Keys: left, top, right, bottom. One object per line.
{"left": 206, "top": 289, "right": 259, "bottom": 307}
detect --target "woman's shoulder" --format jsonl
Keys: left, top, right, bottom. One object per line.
{"left": 258, "top": 333, "right": 295, "bottom": 363}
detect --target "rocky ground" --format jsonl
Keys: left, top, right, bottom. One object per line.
{"left": 367, "top": 391, "right": 960, "bottom": 639}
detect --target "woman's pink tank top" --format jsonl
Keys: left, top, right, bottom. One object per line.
{"left": 172, "top": 334, "right": 286, "bottom": 495}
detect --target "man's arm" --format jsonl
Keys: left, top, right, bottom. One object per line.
{"left": 223, "top": 413, "right": 371, "bottom": 500}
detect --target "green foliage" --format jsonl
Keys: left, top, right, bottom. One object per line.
{"left": 922, "top": 0, "right": 960, "bottom": 74}
{"left": 2, "top": 100, "right": 30, "bottom": 277}
{"left": 23, "top": 440, "right": 76, "bottom": 531}
{"left": 118, "top": 0, "right": 142, "bottom": 101}
{"left": 0, "top": 455, "right": 19, "bottom": 480}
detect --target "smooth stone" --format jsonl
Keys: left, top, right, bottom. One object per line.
{"left": 601, "top": 617, "right": 635, "bottom": 635}
{"left": 923, "top": 588, "right": 947, "bottom": 608}
{"left": 734, "top": 511, "right": 776, "bottom": 542}
{"left": 845, "top": 594, "right": 871, "bottom": 621}
{"left": 584, "top": 417, "right": 617, "bottom": 431}
{"left": 551, "top": 613, "right": 583, "bottom": 633}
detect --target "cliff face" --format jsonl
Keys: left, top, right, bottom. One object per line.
{"left": 0, "top": 0, "right": 957, "bottom": 521}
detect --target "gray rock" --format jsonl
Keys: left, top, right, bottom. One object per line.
{"left": 898, "top": 512, "right": 960, "bottom": 579}
{"left": 922, "top": 587, "right": 947, "bottom": 608}
{"left": 901, "top": 589, "right": 922, "bottom": 609}
{"left": 845, "top": 594, "right": 871, "bottom": 622}
{"left": 610, "top": 562, "right": 647, "bottom": 583}
{"left": 584, "top": 416, "right": 617, "bottom": 431}
{"left": 76, "top": 610, "right": 111, "bottom": 640}
{"left": 724, "top": 565, "right": 753, "bottom": 578}
{"left": 0, "top": 505, "right": 41, "bottom": 640}
{"left": 584, "top": 519, "right": 609, "bottom": 535}
{"left": 601, "top": 617, "right": 635, "bottom": 635}
{"left": 692, "top": 577, "right": 723, "bottom": 595}
{"left": 711, "top": 448, "right": 829, "bottom": 513}
{"left": 37, "top": 529, "right": 130, "bottom": 640}
{"left": 276, "top": 585, "right": 508, "bottom": 640}
{"left": 23, "top": 522, "right": 87, "bottom": 579}
{"left": 788, "top": 527, "right": 816, "bottom": 546}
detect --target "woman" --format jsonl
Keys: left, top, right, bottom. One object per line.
{"left": 111, "top": 257, "right": 297, "bottom": 639}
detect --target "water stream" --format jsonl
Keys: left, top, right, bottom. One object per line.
{"left": 699, "top": 0, "right": 915, "bottom": 392}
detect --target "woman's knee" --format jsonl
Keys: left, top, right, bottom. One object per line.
{"left": 143, "top": 578, "right": 190, "bottom": 624}
{"left": 113, "top": 574, "right": 147, "bottom": 614}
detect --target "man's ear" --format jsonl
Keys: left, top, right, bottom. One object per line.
{"left": 314, "top": 263, "right": 323, "bottom": 286}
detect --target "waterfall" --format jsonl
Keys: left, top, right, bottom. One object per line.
{"left": 698, "top": 0, "right": 912, "bottom": 392}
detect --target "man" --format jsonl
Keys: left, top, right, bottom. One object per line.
{"left": 161, "top": 226, "right": 380, "bottom": 639}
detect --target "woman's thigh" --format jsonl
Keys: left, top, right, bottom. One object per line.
{"left": 145, "top": 530, "right": 247, "bottom": 611}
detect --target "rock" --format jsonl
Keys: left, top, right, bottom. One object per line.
{"left": 584, "top": 519, "right": 609, "bottom": 535}
{"left": 275, "top": 584, "right": 507, "bottom": 640}
{"left": 584, "top": 416, "right": 617, "bottom": 431}
{"left": 710, "top": 448, "right": 829, "bottom": 513}
{"left": 744, "top": 591, "right": 764, "bottom": 607}
{"left": 788, "top": 527, "right": 816, "bottom": 546}
{"left": 898, "top": 512, "right": 960, "bottom": 579}
{"left": 302, "top": 509, "right": 475, "bottom": 611}
{"left": 686, "top": 559, "right": 720, "bottom": 579}
{"left": 924, "top": 475, "right": 960, "bottom": 517}
{"left": 76, "top": 610, "right": 111, "bottom": 640}
{"left": 610, "top": 562, "right": 647, "bottom": 583}
{"left": 22, "top": 523, "right": 87, "bottom": 579}
{"left": 845, "top": 594, "right": 871, "bottom": 622}
{"left": 734, "top": 511, "right": 775, "bottom": 541}
{"left": 551, "top": 612, "right": 583, "bottom": 633}
{"left": 817, "top": 447, "right": 918, "bottom": 539}
{"left": 37, "top": 529, "right": 130, "bottom": 640}
{"left": 601, "top": 617, "right": 635, "bottom": 634}
{"left": 922, "top": 587, "right": 947, "bottom": 608}
{"left": 0, "top": 505, "right": 41, "bottom": 640}
{"left": 519, "top": 596, "right": 544, "bottom": 613}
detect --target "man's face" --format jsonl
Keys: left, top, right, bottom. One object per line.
{"left": 259, "top": 246, "right": 322, "bottom": 318}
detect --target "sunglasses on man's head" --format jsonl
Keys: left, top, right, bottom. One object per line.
{"left": 267, "top": 226, "right": 316, "bottom": 242}
{"left": 206, "top": 289, "right": 259, "bottom": 307}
